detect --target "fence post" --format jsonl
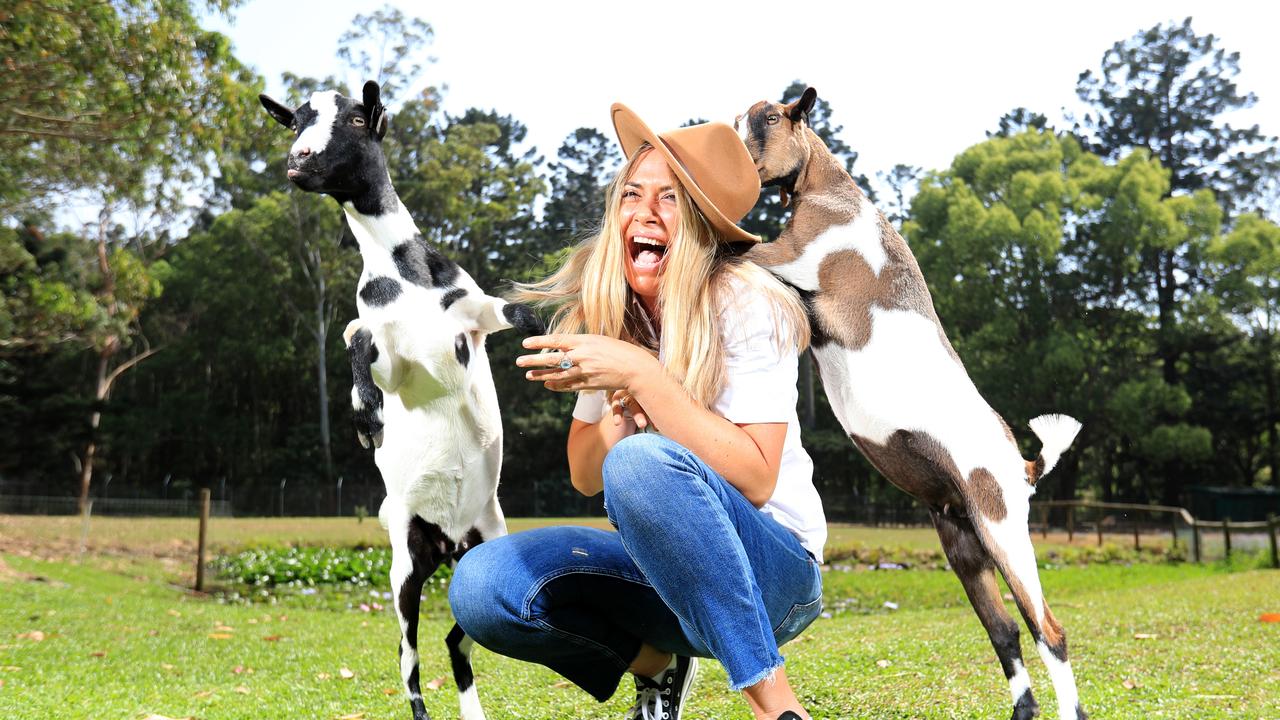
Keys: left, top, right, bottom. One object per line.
{"left": 1268, "top": 514, "right": 1278, "bottom": 569}
{"left": 1169, "top": 513, "right": 1178, "bottom": 550}
{"left": 1133, "top": 515, "right": 1140, "bottom": 550}
{"left": 1192, "top": 521, "right": 1202, "bottom": 563}
{"left": 1222, "top": 517, "right": 1231, "bottom": 562}
{"left": 1096, "top": 512, "right": 1104, "bottom": 547}
{"left": 195, "top": 488, "right": 210, "bottom": 592}
{"left": 1067, "top": 506, "right": 1075, "bottom": 543}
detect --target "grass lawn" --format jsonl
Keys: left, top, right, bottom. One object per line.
{"left": 1, "top": 517, "right": 1277, "bottom": 719}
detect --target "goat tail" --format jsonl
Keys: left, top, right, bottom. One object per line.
{"left": 1026, "top": 414, "right": 1082, "bottom": 485}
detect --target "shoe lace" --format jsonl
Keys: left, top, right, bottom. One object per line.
{"left": 629, "top": 675, "right": 671, "bottom": 720}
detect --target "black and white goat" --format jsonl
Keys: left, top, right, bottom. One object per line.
{"left": 260, "top": 81, "right": 542, "bottom": 720}
{"left": 736, "top": 89, "right": 1086, "bottom": 720}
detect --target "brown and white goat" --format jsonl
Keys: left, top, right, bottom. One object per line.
{"left": 736, "top": 88, "right": 1086, "bottom": 720}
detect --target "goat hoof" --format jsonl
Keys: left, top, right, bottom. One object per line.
{"left": 1010, "top": 692, "right": 1040, "bottom": 720}
{"left": 343, "top": 318, "right": 365, "bottom": 347}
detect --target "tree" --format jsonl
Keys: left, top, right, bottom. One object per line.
{"left": 1074, "top": 18, "right": 1269, "bottom": 396}
{"left": 876, "top": 164, "right": 923, "bottom": 229}
{"left": 240, "top": 189, "right": 353, "bottom": 486}
{"left": 0, "top": 0, "right": 259, "bottom": 217}
{"left": 541, "top": 128, "right": 622, "bottom": 243}
{"left": 989, "top": 107, "right": 1050, "bottom": 138}
{"left": 1, "top": 0, "right": 261, "bottom": 509}
{"left": 336, "top": 6, "right": 434, "bottom": 101}
{"left": 0, "top": 221, "right": 108, "bottom": 355}
{"left": 389, "top": 106, "right": 546, "bottom": 290}
{"left": 907, "top": 130, "right": 1222, "bottom": 504}
{"left": 1211, "top": 214, "right": 1280, "bottom": 485}
{"left": 1076, "top": 17, "right": 1279, "bottom": 216}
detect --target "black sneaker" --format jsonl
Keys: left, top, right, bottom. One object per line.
{"left": 626, "top": 655, "right": 698, "bottom": 720}
{"left": 777, "top": 713, "right": 805, "bottom": 720}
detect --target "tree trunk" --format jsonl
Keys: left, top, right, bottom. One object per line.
{"left": 1157, "top": 248, "right": 1179, "bottom": 385}
{"left": 79, "top": 209, "right": 117, "bottom": 514}
{"left": 316, "top": 289, "right": 333, "bottom": 485}
{"left": 78, "top": 347, "right": 112, "bottom": 513}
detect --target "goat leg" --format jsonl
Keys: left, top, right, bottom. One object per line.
{"left": 971, "top": 508, "right": 1086, "bottom": 720}
{"left": 388, "top": 512, "right": 446, "bottom": 720}
{"left": 343, "top": 319, "right": 384, "bottom": 449}
{"left": 932, "top": 510, "right": 1040, "bottom": 720}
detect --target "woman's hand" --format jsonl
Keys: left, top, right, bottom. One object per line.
{"left": 517, "top": 334, "right": 660, "bottom": 394}
{"left": 609, "top": 389, "right": 650, "bottom": 431}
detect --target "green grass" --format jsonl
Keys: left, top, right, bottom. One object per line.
{"left": 2, "top": 544, "right": 1277, "bottom": 719}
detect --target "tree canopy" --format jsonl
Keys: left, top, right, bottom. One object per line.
{"left": 2, "top": 7, "right": 1276, "bottom": 515}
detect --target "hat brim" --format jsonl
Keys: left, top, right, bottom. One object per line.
{"left": 611, "top": 104, "right": 761, "bottom": 244}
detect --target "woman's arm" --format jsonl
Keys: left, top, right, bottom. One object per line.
{"left": 523, "top": 337, "right": 785, "bottom": 506}
{"left": 567, "top": 414, "right": 630, "bottom": 496}
{"left": 627, "top": 366, "right": 786, "bottom": 507}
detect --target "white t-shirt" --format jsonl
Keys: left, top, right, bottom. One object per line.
{"left": 572, "top": 279, "right": 828, "bottom": 561}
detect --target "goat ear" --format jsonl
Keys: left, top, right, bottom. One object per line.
{"left": 362, "top": 80, "right": 388, "bottom": 141}
{"left": 259, "top": 94, "right": 294, "bottom": 129}
{"left": 787, "top": 87, "right": 818, "bottom": 123}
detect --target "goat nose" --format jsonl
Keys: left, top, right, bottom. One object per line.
{"left": 296, "top": 146, "right": 312, "bottom": 158}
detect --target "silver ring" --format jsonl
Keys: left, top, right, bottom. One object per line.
{"left": 618, "top": 395, "right": 629, "bottom": 408}
{"left": 558, "top": 353, "right": 574, "bottom": 370}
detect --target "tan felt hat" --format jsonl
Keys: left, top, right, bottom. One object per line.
{"left": 611, "top": 103, "right": 762, "bottom": 244}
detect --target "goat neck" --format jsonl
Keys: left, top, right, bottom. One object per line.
{"left": 789, "top": 128, "right": 863, "bottom": 219}
{"left": 341, "top": 174, "right": 418, "bottom": 254}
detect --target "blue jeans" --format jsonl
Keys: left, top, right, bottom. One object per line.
{"left": 449, "top": 433, "right": 823, "bottom": 701}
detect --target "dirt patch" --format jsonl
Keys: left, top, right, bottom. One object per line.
{"left": 0, "top": 529, "right": 195, "bottom": 563}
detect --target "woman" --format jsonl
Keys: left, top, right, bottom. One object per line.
{"left": 449, "top": 105, "right": 826, "bottom": 720}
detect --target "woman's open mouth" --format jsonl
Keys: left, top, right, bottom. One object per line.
{"left": 629, "top": 236, "right": 667, "bottom": 271}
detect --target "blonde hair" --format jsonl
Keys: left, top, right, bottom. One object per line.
{"left": 512, "top": 146, "right": 809, "bottom": 409}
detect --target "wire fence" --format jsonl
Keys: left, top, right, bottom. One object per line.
{"left": 2, "top": 494, "right": 1276, "bottom": 567}
{"left": 0, "top": 495, "right": 232, "bottom": 517}
{"left": 1029, "top": 500, "right": 1280, "bottom": 566}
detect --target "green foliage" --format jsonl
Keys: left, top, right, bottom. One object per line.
{"left": 4, "top": 7, "right": 1278, "bottom": 514}
{"left": 0, "top": 0, "right": 260, "bottom": 214}
{"left": 213, "top": 545, "right": 418, "bottom": 589}
{"left": 0, "top": 226, "right": 103, "bottom": 353}
{"left": 1076, "top": 17, "right": 1280, "bottom": 215}
{"left": 336, "top": 6, "right": 434, "bottom": 100}
{"left": 907, "top": 128, "right": 1241, "bottom": 502}
{"left": 541, "top": 128, "right": 622, "bottom": 243}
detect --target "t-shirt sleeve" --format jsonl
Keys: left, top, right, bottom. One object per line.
{"left": 713, "top": 294, "right": 799, "bottom": 424}
{"left": 572, "top": 389, "right": 608, "bottom": 424}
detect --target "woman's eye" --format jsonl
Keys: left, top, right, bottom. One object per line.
{"left": 352, "top": 116, "right": 367, "bottom": 127}
{"left": 622, "top": 190, "right": 639, "bottom": 199}
{"left": 767, "top": 115, "right": 780, "bottom": 125}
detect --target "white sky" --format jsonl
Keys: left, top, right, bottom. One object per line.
{"left": 215, "top": 1, "right": 1278, "bottom": 196}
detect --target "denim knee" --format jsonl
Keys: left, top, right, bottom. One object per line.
{"left": 448, "top": 542, "right": 510, "bottom": 647}
{"left": 602, "top": 433, "right": 688, "bottom": 520}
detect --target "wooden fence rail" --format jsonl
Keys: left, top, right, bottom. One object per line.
{"left": 1028, "top": 500, "right": 1279, "bottom": 567}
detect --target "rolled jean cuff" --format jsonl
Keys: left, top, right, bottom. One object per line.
{"left": 729, "top": 658, "right": 786, "bottom": 692}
